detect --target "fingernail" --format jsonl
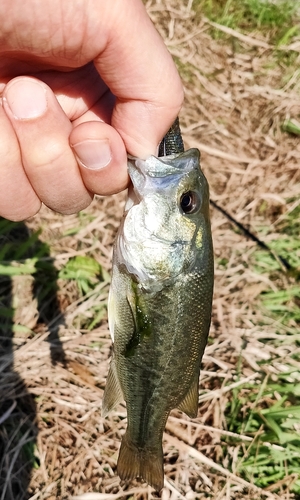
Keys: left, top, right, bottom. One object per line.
{"left": 72, "top": 139, "right": 112, "bottom": 170}
{"left": 5, "top": 79, "right": 47, "bottom": 119}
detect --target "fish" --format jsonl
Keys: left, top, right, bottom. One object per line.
{"left": 102, "top": 119, "right": 214, "bottom": 491}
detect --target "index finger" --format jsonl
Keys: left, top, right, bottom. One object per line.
{"left": 94, "top": 0, "right": 184, "bottom": 158}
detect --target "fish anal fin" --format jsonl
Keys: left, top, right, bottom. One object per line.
{"left": 102, "top": 358, "right": 123, "bottom": 418}
{"left": 177, "top": 375, "right": 199, "bottom": 418}
{"left": 117, "top": 432, "right": 164, "bottom": 492}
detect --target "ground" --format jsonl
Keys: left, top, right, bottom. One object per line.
{"left": 0, "top": 1, "right": 300, "bottom": 499}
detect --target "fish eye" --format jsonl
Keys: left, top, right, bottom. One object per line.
{"left": 180, "top": 191, "right": 201, "bottom": 214}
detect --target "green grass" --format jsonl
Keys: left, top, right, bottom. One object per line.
{"left": 222, "top": 201, "right": 300, "bottom": 495}
{"left": 194, "top": 0, "right": 300, "bottom": 45}
{"left": 282, "top": 119, "right": 300, "bottom": 136}
{"left": 225, "top": 373, "right": 300, "bottom": 494}
{"left": 0, "top": 218, "right": 108, "bottom": 333}
{"left": 0, "top": 207, "right": 299, "bottom": 497}
{"left": 58, "top": 255, "right": 103, "bottom": 295}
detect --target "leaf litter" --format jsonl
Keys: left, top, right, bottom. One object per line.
{"left": 0, "top": 1, "right": 300, "bottom": 499}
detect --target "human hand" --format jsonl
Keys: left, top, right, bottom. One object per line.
{"left": 0, "top": 0, "right": 183, "bottom": 221}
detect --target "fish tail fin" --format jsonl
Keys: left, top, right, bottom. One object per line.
{"left": 117, "top": 432, "right": 164, "bottom": 492}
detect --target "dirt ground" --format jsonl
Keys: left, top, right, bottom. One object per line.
{"left": 1, "top": 1, "right": 300, "bottom": 499}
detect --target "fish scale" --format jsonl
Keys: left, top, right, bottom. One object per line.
{"left": 102, "top": 120, "right": 214, "bottom": 491}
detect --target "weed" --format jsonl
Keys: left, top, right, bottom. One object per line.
{"left": 222, "top": 197, "right": 300, "bottom": 495}
{"left": 194, "top": 0, "right": 300, "bottom": 45}
{"left": 59, "top": 255, "right": 103, "bottom": 295}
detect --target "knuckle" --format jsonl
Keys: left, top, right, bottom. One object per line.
{"left": 27, "top": 138, "right": 69, "bottom": 169}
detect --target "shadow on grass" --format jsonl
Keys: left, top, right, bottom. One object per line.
{"left": 0, "top": 220, "right": 65, "bottom": 500}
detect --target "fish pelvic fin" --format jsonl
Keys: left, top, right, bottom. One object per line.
{"left": 117, "top": 432, "right": 164, "bottom": 492}
{"left": 102, "top": 357, "right": 123, "bottom": 418}
{"left": 177, "top": 374, "right": 199, "bottom": 418}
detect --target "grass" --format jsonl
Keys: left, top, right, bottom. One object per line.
{"left": 225, "top": 367, "right": 300, "bottom": 493}
{"left": 1, "top": 0, "right": 300, "bottom": 498}
{"left": 1, "top": 190, "right": 299, "bottom": 496}
{"left": 0, "top": 216, "right": 111, "bottom": 334}
{"left": 194, "top": 0, "right": 300, "bottom": 45}
{"left": 218, "top": 200, "right": 300, "bottom": 496}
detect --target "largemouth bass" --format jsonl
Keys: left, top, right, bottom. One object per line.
{"left": 102, "top": 120, "right": 214, "bottom": 491}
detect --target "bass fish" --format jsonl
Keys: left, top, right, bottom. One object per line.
{"left": 102, "top": 119, "right": 214, "bottom": 491}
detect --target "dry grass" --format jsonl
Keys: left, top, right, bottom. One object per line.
{"left": 1, "top": 1, "right": 300, "bottom": 499}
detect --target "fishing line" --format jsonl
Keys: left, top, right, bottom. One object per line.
{"left": 159, "top": 118, "right": 297, "bottom": 277}
{"left": 209, "top": 198, "right": 294, "bottom": 275}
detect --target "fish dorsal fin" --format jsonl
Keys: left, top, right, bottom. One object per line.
{"left": 102, "top": 358, "right": 124, "bottom": 418}
{"left": 177, "top": 375, "right": 199, "bottom": 418}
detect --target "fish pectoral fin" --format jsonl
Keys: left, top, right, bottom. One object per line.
{"left": 177, "top": 375, "right": 199, "bottom": 418}
{"left": 117, "top": 432, "right": 164, "bottom": 492}
{"left": 126, "top": 289, "right": 139, "bottom": 335}
{"left": 102, "top": 357, "right": 123, "bottom": 418}
{"left": 127, "top": 284, "right": 153, "bottom": 339}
